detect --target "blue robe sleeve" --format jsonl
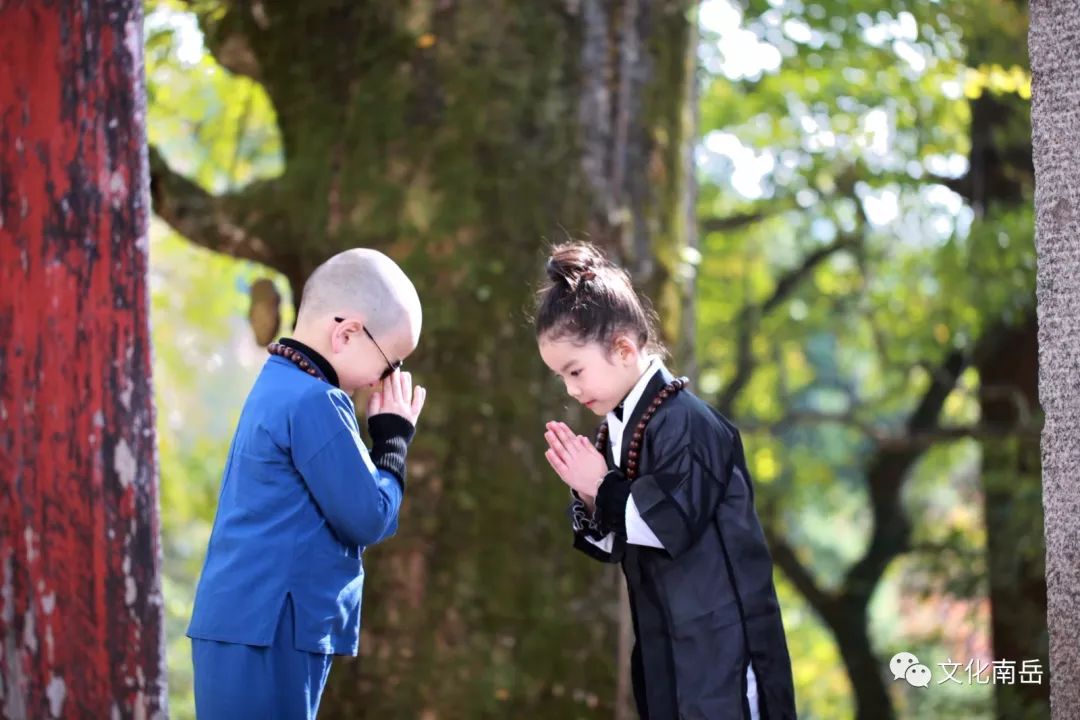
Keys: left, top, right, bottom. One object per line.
{"left": 291, "top": 388, "right": 403, "bottom": 549}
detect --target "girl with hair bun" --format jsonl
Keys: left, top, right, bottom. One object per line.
{"left": 537, "top": 242, "right": 796, "bottom": 720}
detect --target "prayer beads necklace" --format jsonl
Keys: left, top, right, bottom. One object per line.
{"left": 267, "top": 342, "right": 329, "bottom": 383}
{"left": 594, "top": 377, "right": 689, "bottom": 481}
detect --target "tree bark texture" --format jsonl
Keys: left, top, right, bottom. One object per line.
{"left": 0, "top": 2, "right": 167, "bottom": 718}
{"left": 1030, "top": 1, "right": 1080, "bottom": 717}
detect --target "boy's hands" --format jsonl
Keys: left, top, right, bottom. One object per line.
{"left": 544, "top": 421, "right": 608, "bottom": 498}
{"left": 368, "top": 370, "right": 426, "bottom": 426}
{"left": 366, "top": 371, "right": 422, "bottom": 486}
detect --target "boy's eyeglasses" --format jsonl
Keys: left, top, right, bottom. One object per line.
{"left": 334, "top": 317, "right": 402, "bottom": 380}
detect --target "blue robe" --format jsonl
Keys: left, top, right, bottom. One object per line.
{"left": 188, "top": 354, "right": 403, "bottom": 717}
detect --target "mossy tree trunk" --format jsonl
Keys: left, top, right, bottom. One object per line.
{"left": 150, "top": 1, "right": 697, "bottom": 716}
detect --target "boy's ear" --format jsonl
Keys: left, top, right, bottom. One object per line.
{"left": 331, "top": 316, "right": 363, "bottom": 350}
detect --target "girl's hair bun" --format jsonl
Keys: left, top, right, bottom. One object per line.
{"left": 535, "top": 240, "right": 666, "bottom": 359}
{"left": 546, "top": 243, "right": 603, "bottom": 291}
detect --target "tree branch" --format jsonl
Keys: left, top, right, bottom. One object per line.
{"left": 740, "top": 410, "right": 1041, "bottom": 450}
{"left": 184, "top": 1, "right": 263, "bottom": 81}
{"left": 874, "top": 422, "right": 1041, "bottom": 451}
{"left": 700, "top": 197, "right": 799, "bottom": 236}
{"left": 765, "top": 233, "right": 859, "bottom": 314}
{"left": 839, "top": 350, "right": 966, "bottom": 602}
{"left": 148, "top": 145, "right": 277, "bottom": 265}
{"left": 925, "top": 172, "right": 967, "bottom": 197}
{"left": 715, "top": 232, "right": 860, "bottom": 414}
{"left": 836, "top": 310, "right": 1034, "bottom": 605}
{"left": 764, "top": 527, "right": 836, "bottom": 622}
{"left": 700, "top": 210, "right": 770, "bottom": 234}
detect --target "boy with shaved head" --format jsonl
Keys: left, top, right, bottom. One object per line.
{"left": 187, "top": 249, "right": 426, "bottom": 719}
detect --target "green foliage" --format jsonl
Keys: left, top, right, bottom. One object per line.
{"left": 776, "top": 573, "right": 856, "bottom": 719}
{"left": 145, "top": 0, "right": 283, "bottom": 191}
{"left": 696, "top": 0, "right": 1034, "bottom": 716}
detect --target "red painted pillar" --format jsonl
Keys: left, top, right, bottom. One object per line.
{"left": 0, "top": 2, "right": 167, "bottom": 718}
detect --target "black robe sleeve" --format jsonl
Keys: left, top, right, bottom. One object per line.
{"left": 596, "top": 403, "right": 730, "bottom": 559}
{"left": 567, "top": 489, "right": 626, "bottom": 563}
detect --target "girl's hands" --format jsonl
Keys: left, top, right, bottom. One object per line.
{"left": 544, "top": 421, "right": 607, "bottom": 497}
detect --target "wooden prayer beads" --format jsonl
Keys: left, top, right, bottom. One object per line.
{"left": 594, "top": 377, "right": 689, "bottom": 480}
{"left": 267, "top": 342, "right": 323, "bottom": 379}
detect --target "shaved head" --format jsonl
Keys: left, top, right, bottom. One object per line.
{"left": 296, "top": 249, "right": 421, "bottom": 350}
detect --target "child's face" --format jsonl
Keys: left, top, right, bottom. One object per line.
{"left": 538, "top": 334, "right": 642, "bottom": 417}
{"left": 330, "top": 319, "right": 412, "bottom": 393}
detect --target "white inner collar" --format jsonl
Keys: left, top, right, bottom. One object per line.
{"left": 608, "top": 355, "right": 667, "bottom": 432}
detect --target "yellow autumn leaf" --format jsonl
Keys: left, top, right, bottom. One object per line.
{"left": 933, "top": 323, "right": 950, "bottom": 344}
{"left": 963, "top": 67, "right": 985, "bottom": 99}
{"left": 754, "top": 447, "right": 779, "bottom": 483}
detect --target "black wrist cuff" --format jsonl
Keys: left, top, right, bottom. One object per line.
{"left": 368, "top": 414, "right": 415, "bottom": 486}
{"left": 595, "top": 469, "right": 630, "bottom": 536}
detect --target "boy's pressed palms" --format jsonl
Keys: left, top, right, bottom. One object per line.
{"left": 367, "top": 370, "right": 426, "bottom": 426}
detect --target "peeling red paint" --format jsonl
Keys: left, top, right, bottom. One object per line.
{"left": 0, "top": 2, "right": 167, "bottom": 718}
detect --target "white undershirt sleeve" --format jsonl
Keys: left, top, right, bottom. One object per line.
{"left": 583, "top": 532, "right": 615, "bottom": 553}
{"left": 625, "top": 496, "right": 665, "bottom": 548}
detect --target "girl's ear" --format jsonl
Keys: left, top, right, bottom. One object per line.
{"left": 612, "top": 334, "right": 637, "bottom": 364}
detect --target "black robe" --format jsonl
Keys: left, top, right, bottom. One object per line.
{"left": 569, "top": 371, "right": 797, "bottom": 720}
